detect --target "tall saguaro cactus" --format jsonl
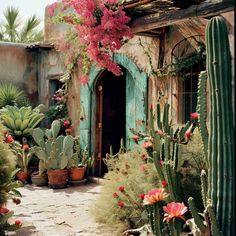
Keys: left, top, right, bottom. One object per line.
{"left": 206, "top": 16, "right": 235, "bottom": 236}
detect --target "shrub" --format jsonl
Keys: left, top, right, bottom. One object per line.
{"left": 0, "top": 83, "right": 29, "bottom": 109}
{"left": 90, "top": 146, "right": 160, "bottom": 234}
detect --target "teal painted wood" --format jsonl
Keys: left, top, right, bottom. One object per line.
{"left": 79, "top": 53, "right": 147, "bottom": 151}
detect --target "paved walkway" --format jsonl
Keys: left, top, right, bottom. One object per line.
{"left": 7, "top": 182, "right": 116, "bottom": 236}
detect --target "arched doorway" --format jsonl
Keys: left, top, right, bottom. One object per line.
{"left": 79, "top": 53, "right": 148, "bottom": 177}
{"left": 94, "top": 69, "right": 126, "bottom": 176}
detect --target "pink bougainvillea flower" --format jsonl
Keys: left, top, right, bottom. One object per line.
{"left": 63, "top": 120, "right": 70, "bottom": 127}
{"left": 47, "top": 2, "right": 58, "bottom": 17}
{"left": 132, "top": 135, "right": 139, "bottom": 141}
{"left": 113, "top": 192, "right": 118, "bottom": 198}
{"left": 14, "top": 220, "right": 22, "bottom": 225}
{"left": 143, "top": 141, "right": 153, "bottom": 149}
{"left": 190, "top": 112, "right": 199, "bottom": 120}
{"left": 163, "top": 202, "right": 188, "bottom": 223}
{"left": 161, "top": 180, "right": 168, "bottom": 188}
{"left": 139, "top": 193, "right": 145, "bottom": 200}
{"left": 143, "top": 188, "right": 168, "bottom": 205}
{"left": 6, "top": 134, "right": 14, "bottom": 143}
{"left": 79, "top": 75, "right": 90, "bottom": 86}
{"left": 118, "top": 201, "right": 124, "bottom": 208}
{"left": 185, "top": 131, "right": 192, "bottom": 139}
{"left": 118, "top": 186, "right": 125, "bottom": 192}
{"left": 0, "top": 207, "right": 10, "bottom": 214}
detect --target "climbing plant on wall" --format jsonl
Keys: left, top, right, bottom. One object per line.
{"left": 47, "top": 0, "right": 133, "bottom": 86}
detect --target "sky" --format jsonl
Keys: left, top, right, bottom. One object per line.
{"left": 0, "top": 0, "right": 57, "bottom": 29}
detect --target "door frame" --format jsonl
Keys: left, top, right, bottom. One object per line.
{"left": 79, "top": 53, "right": 148, "bottom": 169}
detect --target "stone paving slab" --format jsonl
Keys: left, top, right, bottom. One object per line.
{"left": 7, "top": 183, "right": 116, "bottom": 236}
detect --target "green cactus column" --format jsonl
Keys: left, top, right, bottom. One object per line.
{"left": 206, "top": 16, "right": 235, "bottom": 236}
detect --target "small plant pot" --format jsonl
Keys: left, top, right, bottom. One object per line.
{"left": 31, "top": 172, "right": 48, "bottom": 186}
{"left": 16, "top": 171, "right": 30, "bottom": 184}
{"left": 47, "top": 169, "right": 68, "bottom": 189}
{"left": 68, "top": 166, "right": 86, "bottom": 181}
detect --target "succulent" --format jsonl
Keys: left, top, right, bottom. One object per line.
{"left": 0, "top": 105, "right": 45, "bottom": 139}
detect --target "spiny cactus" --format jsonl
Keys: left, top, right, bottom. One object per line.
{"left": 204, "top": 16, "right": 234, "bottom": 236}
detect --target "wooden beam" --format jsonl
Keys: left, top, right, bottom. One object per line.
{"left": 130, "top": 0, "right": 234, "bottom": 33}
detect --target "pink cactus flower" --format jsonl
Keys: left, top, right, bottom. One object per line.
{"left": 163, "top": 202, "right": 188, "bottom": 223}
{"left": 190, "top": 112, "right": 199, "bottom": 120}
{"left": 132, "top": 135, "right": 139, "bottom": 141}
{"left": 185, "top": 131, "right": 192, "bottom": 139}
{"left": 6, "top": 134, "right": 14, "bottom": 143}
{"left": 118, "top": 201, "right": 124, "bottom": 208}
{"left": 113, "top": 192, "right": 118, "bottom": 198}
{"left": 63, "top": 120, "right": 70, "bottom": 127}
{"left": 143, "top": 141, "right": 153, "bottom": 149}
{"left": 143, "top": 188, "right": 168, "bottom": 205}
{"left": 139, "top": 193, "right": 145, "bottom": 200}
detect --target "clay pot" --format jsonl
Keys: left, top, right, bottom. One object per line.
{"left": 47, "top": 169, "right": 68, "bottom": 189}
{"left": 16, "top": 171, "right": 30, "bottom": 184}
{"left": 31, "top": 171, "right": 48, "bottom": 186}
{"left": 68, "top": 166, "right": 86, "bottom": 181}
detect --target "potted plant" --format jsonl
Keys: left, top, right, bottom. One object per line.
{"left": 31, "top": 120, "right": 75, "bottom": 189}
{"left": 67, "top": 139, "right": 89, "bottom": 182}
{"left": 10, "top": 140, "right": 32, "bottom": 184}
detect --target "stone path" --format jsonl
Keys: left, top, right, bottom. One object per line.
{"left": 7, "top": 182, "right": 116, "bottom": 236}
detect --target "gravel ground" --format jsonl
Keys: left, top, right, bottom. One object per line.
{"left": 7, "top": 181, "right": 116, "bottom": 236}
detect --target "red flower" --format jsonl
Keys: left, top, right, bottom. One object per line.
{"left": 143, "top": 141, "right": 153, "bottom": 149}
{"left": 139, "top": 164, "right": 148, "bottom": 171}
{"left": 6, "top": 134, "right": 14, "bottom": 143}
{"left": 161, "top": 180, "right": 168, "bottom": 188}
{"left": 63, "top": 120, "right": 70, "bottom": 127}
{"left": 118, "top": 202, "right": 124, "bottom": 208}
{"left": 15, "top": 220, "right": 22, "bottom": 225}
{"left": 163, "top": 202, "right": 188, "bottom": 223}
{"left": 65, "top": 128, "right": 72, "bottom": 134}
{"left": 0, "top": 207, "right": 10, "bottom": 214}
{"left": 113, "top": 192, "right": 118, "bottom": 198}
{"left": 139, "top": 193, "right": 145, "bottom": 200}
{"left": 22, "top": 144, "right": 29, "bottom": 151}
{"left": 190, "top": 112, "right": 199, "bottom": 120}
{"left": 118, "top": 186, "right": 125, "bottom": 192}
{"left": 132, "top": 135, "right": 139, "bottom": 141}
{"left": 141, "top": 154, "right": 147, "bottom": 161}
{"left": 185, "top": 131, "right": 192, "bottom": 139}
{"left": 143, "top": 188, "right": 168, "bottom": 205}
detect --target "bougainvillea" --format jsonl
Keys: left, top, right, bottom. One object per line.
{"left": 48, "top": 0, "right": 133, "bottom": 85}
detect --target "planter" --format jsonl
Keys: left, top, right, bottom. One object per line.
{"left": 47, "top": 169, "right": 68, "bottom": 189}
{"left": 68, "top": 166, "right": 86, "bottom": 181}
{"left": 31, "top": 172, "right": 48, "bottom": 186}
{"left": 16, "top": 171, "right": 30, "bottom": 184}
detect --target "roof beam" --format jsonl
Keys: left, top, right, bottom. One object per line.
{"left": 130, "top": 0, "right": 234, "bottom": 33}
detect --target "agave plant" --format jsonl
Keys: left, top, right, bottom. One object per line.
{"left": 0, "top": 105, "right": 45, "bottom": 139}
{"left": 0, "top": 83, "right": 29, "bottom": 108}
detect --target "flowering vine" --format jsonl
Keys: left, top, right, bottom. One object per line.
{"left": 48, "top": 0, "right": 133, "bottom": 85}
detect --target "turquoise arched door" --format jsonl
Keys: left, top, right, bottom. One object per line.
{"left": 79, "top": 53, "right": 147, "bottom": 175}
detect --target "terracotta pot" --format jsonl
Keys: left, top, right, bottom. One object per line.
{"left": 31, "top": 172, "right": 48, "bottom": 186}
{"left": 47, "top": 169, "right": 68, "bottom": 189}
{"left": 68, "top": 166, "right": 86, "bottom": 181}
{"left": 16, "top": 171, "right": 30, "bottom": 184}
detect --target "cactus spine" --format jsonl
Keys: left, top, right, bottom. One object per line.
{"left": 205, "top": 16, "right": 235, "bottom": 236}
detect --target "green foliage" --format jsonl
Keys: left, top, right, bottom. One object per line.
{"left": 0, "top": 6, "right": 43, "bottom": 42}
{"left": 0, "top": 83, "right": 29, "bottom": 109}
{"left": 0, "top": 105, "right": 45, "bottom": 140}
{"left": 31, "top": 120, "right": 76, "bottom": 172}
{"left": 90, "top": 146, "right": 160, "bottom": 234}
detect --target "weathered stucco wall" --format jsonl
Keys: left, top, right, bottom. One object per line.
{"left": 0, "top": 42, "right": 38, "bottom": 105}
